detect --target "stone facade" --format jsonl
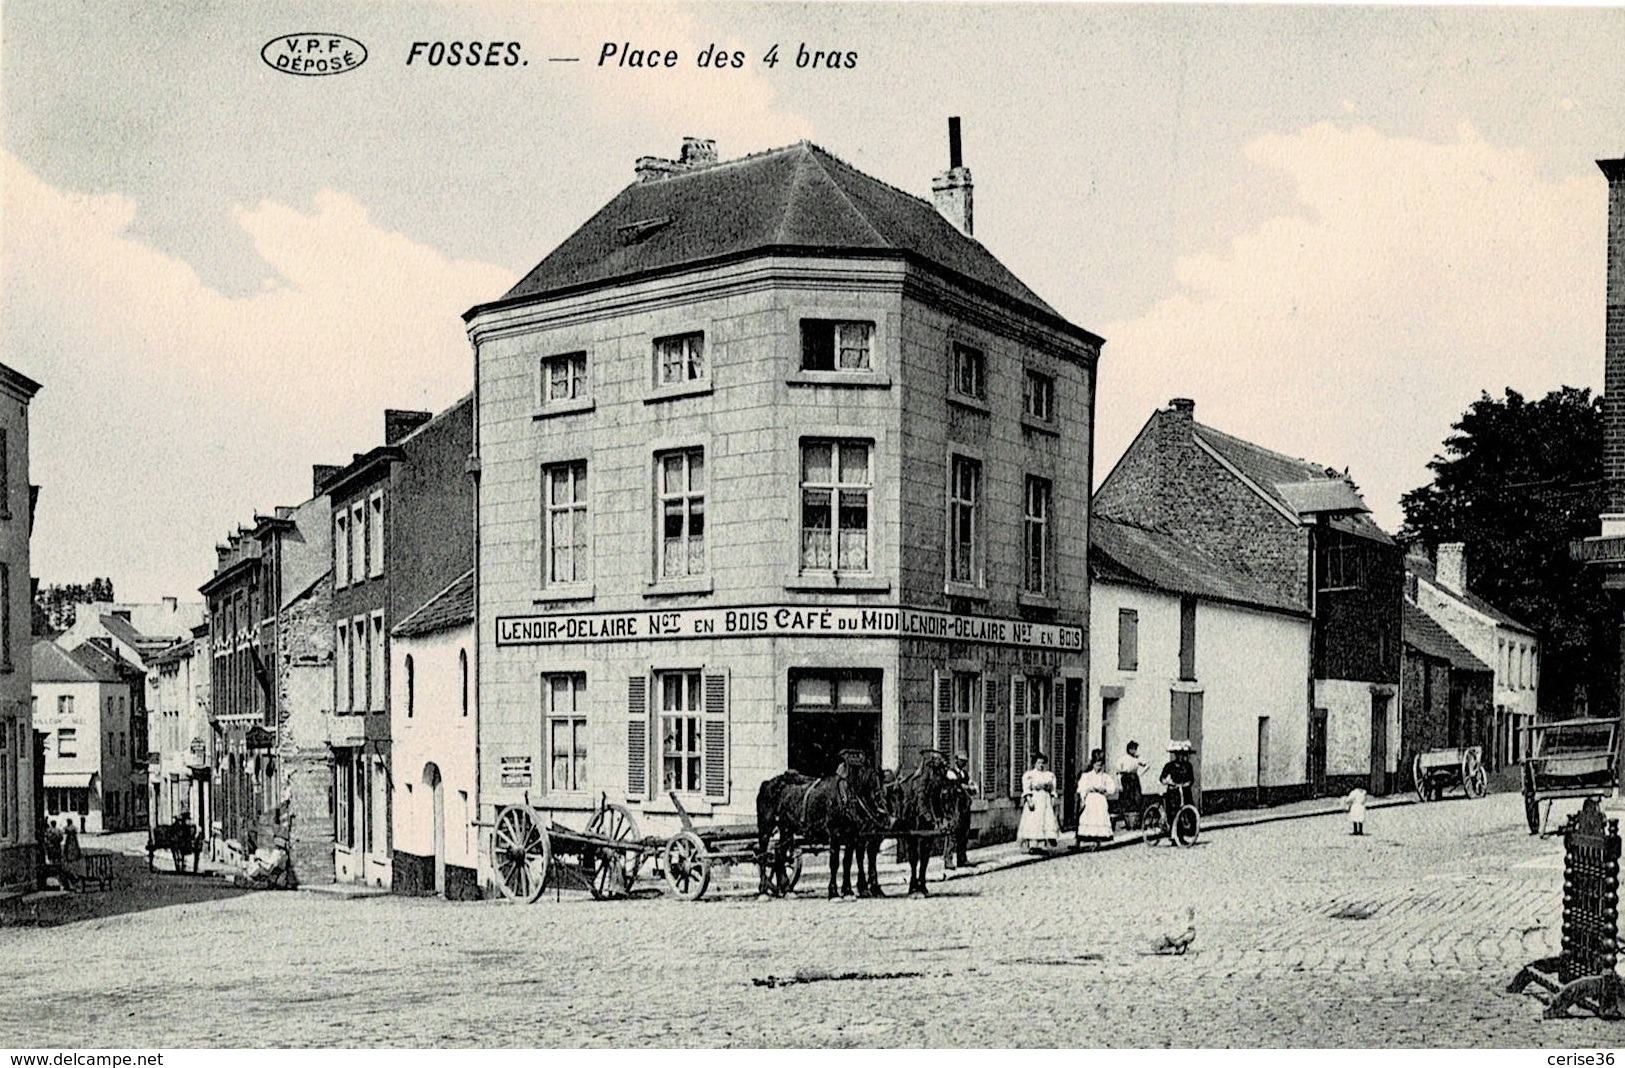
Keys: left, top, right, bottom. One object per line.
{"left": 0, "top": 363, "right": 39, "bottom": 893}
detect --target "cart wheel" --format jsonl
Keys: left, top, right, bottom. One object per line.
{"left": 1412, "top": 756, "right": 1428, "bottom": 803}
{"left": 787, "top": 850, "right": 804, "bottom": 892}
{"left": 1141, "top": 805, "right": 1166, "bottom": 846}
{"left": 1522, "top": 763, "right": 1540, "bottom": 835}
{"left": 586, "top": 802, "right": 642, "bottom": 891}
{"left": 1173, "top": 806, "right": 1200, "bottom": 848}
{"left": 766, "top": 848, "right": 804, "bottom": 896}
{"left": 493, "top": 806, "right": 551, "bottom": 903}
{"left": 1464, "top": 749, "right": 1487, "bottom": 799}
{"left": 664, "top": 831, "right": 711, "bottom": 901}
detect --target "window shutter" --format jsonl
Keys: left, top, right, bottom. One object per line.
{"left": 980, "top": 678, "right": 999, "bottom": 797}
{"left": 1119, "top": 609, "right": 1138, "bottom": 671}
{"left": 933, "top": 671, "right": 953, "bottom": 755}
{"left": 1052, "top": 678, "right": 1067, "bottom": 785}
{"left": 702, "top": 669, "right": 729, "bottom": 803}
{"left": 627, "top": 675, "right": 648, "bottom": 800}
{"left": 1009, "top": 674, "right": 1027, "bottom": 797}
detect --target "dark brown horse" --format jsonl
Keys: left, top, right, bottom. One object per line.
{"left": 861, "top": 750, "right": 960, "bottom": 897}
{"left": 756, "top": 749, "right": 888, "bottom": 898}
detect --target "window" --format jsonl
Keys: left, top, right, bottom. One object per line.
{"left": 118, "top": 731, "right": 126, "bottom": 758}
{"left": 1, "top": 721, "right": 12, "bottom": 843}
{"left": 1023, "top": 476, "right": 1052, "bottom": 595}
{"left": 0, "top": 563, "right": 10, "bottom": 670}
{"left": 335, "top": 623, "right": 350, "bottom": 712}
{"left": 800, "top": 320, "right": 874, "bottom": 371}
{"left": 1021, "top": 677, "right": 1051, "bottom": 762}
{"left": 0, "top": 428, "right": 8, "bottom": 517}
{"left": 1179, "top": 596, "right": 1197, "bottom": 681}
{"left": 952, "top": 343, "right": 986, "bottom": 401}
{"left": 1317, "top": 536, "right": 1365, "bottom": 591}
{"left": 1023, "top": 370, "right": 1055, "bottom": 423}
{"left": 334, "top": 754, "right": 355, "bottom": 848}
{"left": 370, "top": 612, "right": 386, "bottom": 711}
{"left": 58, "top": 695, "right": 73, "bottom": 717}
{"left": 57, "top": 728, "right": 77, "bottom": 758}
{"left": 545, "top": 673, "right": 587, "bottom": 792}
{"left": 949, "top": 673, "right": 979, "bottom": 773}
{"left": 659, "top": 670, "right": 703, "bottom": 793}
{"left": 799, "top": 440, "right": 871, "bottom": 574}
{"left": 351, "top": 502, "right": 366, "bottom": 584}
{"left": 404, "top": 655, "right": 414, "bottom": 718}
{"left": 948, "top": 455, "right": 982, "bottom": 586}
{"left": 540, "top": 351, "right": 588, "bottom": 405}
{"left": 656, "top": 449, "right": 706, "bottom": 580}
{"left": 368, "top": 493, "right": 384, "bottom": 578}
{"left": 654, "top": 332, "right": 705, "bottom": 386}
{"left": 334, "top": 512, "right": 349, "bottom": 587}
{"left": 1117, "top": 609, "right": 1139, "bottom": 671}
{"left": 542, "top": 462, "right": 589, "bottom": 586}
{"left": 460, "top": 650, "right": 469, "bottom": 717}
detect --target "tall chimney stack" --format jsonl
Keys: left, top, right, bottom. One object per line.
{"left": 932, "top": 117, "right": 974, "bottom": 237}
{"left": 1602, "top": 156, "right": 1625, "bottom": 524}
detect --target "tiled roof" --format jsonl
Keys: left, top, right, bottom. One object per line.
{"left": 393, "top": 569, "right": 474, "bottom": 639}
{"left": 1090, "top": 516, "right": 1304, "bottom": 615}
{"left": 146, "top": 639, "right": 194, "bottom": 667}
{"left": 32, "top": 639, "right": 124, "bottom": 683}
{"left": 1407, "top": 556, "right": 1535, "bottom": 634}
{"left": 480, "top": 143, "right": 1094, "bottom": 340}
{"left": 1403, "top": 601, "right": 1492, "bottom": 673}
{"left": 97, "top": 613, "right": 169, "bottom": 657}
{"left": 1192, "top": 420, "right": 1392, "bottom": 544}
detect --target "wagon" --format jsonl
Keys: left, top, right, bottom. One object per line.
{"left": 1411, "top": 745, "right": 1487, "bottom": 802}
{"left": 1518, "top": 718, "right": 1620, "bottom": 836}
{"left": 488, "top": 792, "right": 806, "bottom": 903}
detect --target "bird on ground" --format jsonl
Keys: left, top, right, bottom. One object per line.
{"left": 1151, "top": 905, "right": 1197, "bottom": 955}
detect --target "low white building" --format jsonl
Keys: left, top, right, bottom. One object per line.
{"left": 32, "top": 640, "right": 142, "bottom": 833}
{"left": 390, "top": 570, "right": 477, "bottom": 898}
{"left": 1408, "top": 544, "right": 1539, "bottom": 769}
{"left": 1089, "top": 517, "right": 1313, "bottom": 811}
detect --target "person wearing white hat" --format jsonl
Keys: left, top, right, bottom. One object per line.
{"left": 1159, "top": 741, "right": 1197, "bottom": 829}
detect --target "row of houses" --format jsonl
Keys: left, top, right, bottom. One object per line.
{"left": 1, "top": 125, "right": 1549, "bottom": 900}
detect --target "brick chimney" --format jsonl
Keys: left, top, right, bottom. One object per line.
{"left": 1436, "top": 542, "right": 1467, "bottom": 595}
{"left": 1167, "top": 397, "right": 1195, "bottom": 419}
{"left": 932, "top": 117, "right": 973, "bottom": 237}
{"left": 384, "top": 409, "right": 433, "bottom": 445}
{"left": 635, "top": 137, "right": 719, "bottom": 183}
{"left": 312, "top": 464, "right": 341, "bottom": 495}
{"left": 1602, "top": 156, "right": 1625, "bottom": 523}
{"left": 162, "top": 596, "right": 177, "bottom": 613}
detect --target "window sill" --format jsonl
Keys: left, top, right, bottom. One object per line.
{"left": 643, "top": 381, "right": 713, "bottom": 404}
{"left": 1017, "top": 591, "right": 1058, "bottom": 610}
{"left": 948, "top": 394, "right": 991, "bottom": 415}
{"left": 641, "top": 794, "right": 715, "bottom": 818}
{"left": 785, "top": 370, "right": 892, "bottom": 389}
{"left": 644, "top": 576, "right": 714, "bottom": 598}
{"left": 783, "top": 574, "right": 891, "bottom": 593}
{"left": 533, "top": 398, "right": 595, "bottom": 420}
{"left": 533, "top": 584, "right": 595, "bottom": 605}
{"left": 943, "top": 581, "right": 989, "bottom": 602}
{"left": 1020, "top": 415, "right": 1059, "bottom": 437}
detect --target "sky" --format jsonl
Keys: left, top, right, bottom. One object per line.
{"left": 3, "top": 1, "right": 1623, "bottom": 602}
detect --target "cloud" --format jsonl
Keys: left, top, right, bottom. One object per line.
{"left": 1098, "top": 122, "right": 1606, "bottom": 531}
{"left": 3, "top": 153, "right": 516, "bottom": 598}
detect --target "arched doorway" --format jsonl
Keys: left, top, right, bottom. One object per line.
{"left": 423, "top": 763, "right": 445, "bottom": 895}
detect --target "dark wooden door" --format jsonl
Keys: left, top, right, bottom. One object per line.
{"left": 1369, "top": 694, "right": 1388, "bottom": 795}
{"left": 1170, "top": 690, "right": 1204, "bottom": 807}
{"left": 1061, "top": 679, "right": 1083, "bottom": 826}
{"left": 1309, "top": 708, "right": 1328, "bottom": 796}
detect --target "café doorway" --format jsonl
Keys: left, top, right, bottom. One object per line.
{"left": 787, "top": 669, "right": 882, "bottom": 777}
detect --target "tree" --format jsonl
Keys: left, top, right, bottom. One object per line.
{"left": 1400, "top": 386, "right": 1611, "bottom": 718}
{"left": 31, "top": 578, "right": 118, "bottom": 638}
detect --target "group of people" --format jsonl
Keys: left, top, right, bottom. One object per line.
{"left": 39, "top": 816, "right": 84, "bottom": 889}
{"left": 1013, "top": 739, "right": 1198, "bottom": 852}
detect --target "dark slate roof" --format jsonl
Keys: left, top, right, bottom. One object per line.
{"left": 1406, "top": 556, "right": 1535, "bottom": 634}
{"left": 97, "top": 614, "right": 169, "bottom": 657}
{"left": 146, "top": 639, "right": 194, "bottom": 667}
{"left": 1193, "top": 420, "right": 1393, "bottom": 544}
{"left": 394, "top": 569, "right": 474, "bottom": 639}
{"left": 1090, "top": 516, "right": 1304, "bottom": 615}
{"left": 32, "top": 640, "right": 123, "bottom": 684}
{"left": 1403, "top": 601, "right": 1492, "bottom": 673}
{"left": 474, "top": 143, "right": 1096, "bottom": 342}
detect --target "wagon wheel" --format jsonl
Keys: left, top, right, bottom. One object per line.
{"left": 1464, "top": 749, "right": 1487, "bottom": 799}
{"left": 493, "top": 805, "right": 551, "bottom": 903}
{"left": 1522, "top": 763, "right": 1540, "bottom": 835}
{"left": 663, "top": 831, "right": 711, "bottom": 901}
{"left": 1412, "top": 755, "right": 1428, "bottom": 803}
{"left": 765, "top": 845, "right": 804, "bottom": 897}
{"left": 585, "top": 803, "right": 643, "bottom": 891}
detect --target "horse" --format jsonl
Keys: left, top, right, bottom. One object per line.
{"left": 756, "top": 749, "right": 889, "bottom": 899}
{"left": 864, "top": 749, "right": 960, "bottom": 897}
{"left": 146, "top": 817, "right": 205, "bottom": 873}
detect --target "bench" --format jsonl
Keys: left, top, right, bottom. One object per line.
{"left": 70, "top": 851, "right": 116, "bottom": 893}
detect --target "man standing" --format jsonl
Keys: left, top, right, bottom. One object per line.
{"left": 944, "top": 752, "right": 976, "bottom": 870}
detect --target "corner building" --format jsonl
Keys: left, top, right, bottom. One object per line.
{"left": 467, "top": 136, "right": 1099, "bottom": 859}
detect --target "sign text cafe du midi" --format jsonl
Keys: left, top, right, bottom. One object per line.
{"left": 496, "top": 604, "right": 1083, "bottom": 651}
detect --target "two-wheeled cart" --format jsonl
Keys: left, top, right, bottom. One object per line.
{"left": 1412, "top": 745, "right": 1488, "bottom": 802}
{"left": 1519, "top": 718, "right": 1620, "bottom": 836}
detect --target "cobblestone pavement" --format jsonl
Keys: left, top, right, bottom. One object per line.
{"left": 1, "top": 793, "right": 1620, "bottom": 1047}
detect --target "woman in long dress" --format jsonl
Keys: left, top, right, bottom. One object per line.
{"left": 1016, "top": 753, "right": 1061, "bottom": 852}
{"left": 1076, "top": 749, "right": 1116, "bottom": 850}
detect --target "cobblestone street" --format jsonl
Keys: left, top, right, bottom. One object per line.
{"left": 2, "top": 793, "right": 1619, "bottom": 1047}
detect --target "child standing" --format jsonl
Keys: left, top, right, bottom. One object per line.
{"left": 1344, "top": 787, "right": 1368, "bottom": 836}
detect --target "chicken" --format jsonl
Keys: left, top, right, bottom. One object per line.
{"left": 1151, "top": 905, "right": 1197, "bottom": 955}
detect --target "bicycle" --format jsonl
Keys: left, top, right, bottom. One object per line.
{"left": 1140, "top": 782, "right": 1200, "bottom": 848}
